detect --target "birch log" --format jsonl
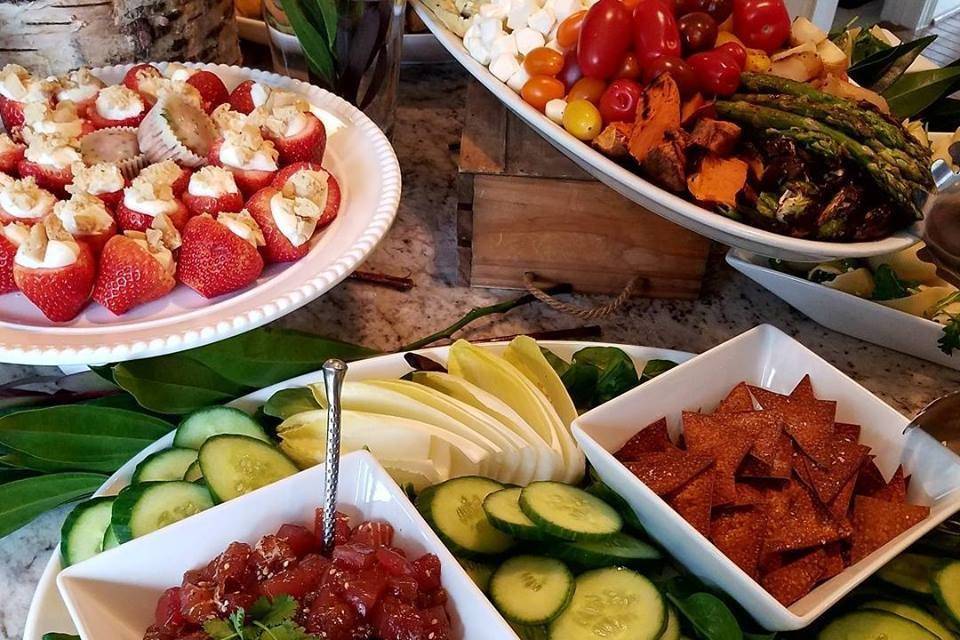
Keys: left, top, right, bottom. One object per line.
{"left": 0, "top": 0, "right": 242, "bottom": 76}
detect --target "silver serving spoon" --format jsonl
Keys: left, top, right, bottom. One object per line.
{"left": 903, "top": 389, "right": 960, "bottom": 533}
{"left": 320, "top": 358, "right": 348, "bottom": 554}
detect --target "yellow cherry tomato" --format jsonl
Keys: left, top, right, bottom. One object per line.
{"left": 567, "top": 77, "right": 606, "bottom": 104}
{"left": 521, "top": 75, "right": 566, "bottom": 111}
{"left": 524, "top": 47, "right": 565, "bottom": 76}
{"left": 563, "top": 99, "right": 602, "bottom": 141}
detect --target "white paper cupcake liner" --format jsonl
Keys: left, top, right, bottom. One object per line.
{"left": 137, "top": 95, "right": 214, "bottom": 168}
{"left": 79, "top": 127, "right": 147, "bottom": 180}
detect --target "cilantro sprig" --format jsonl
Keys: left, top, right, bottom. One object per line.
{"left": 202, "top": 595, "right": 318, "bottom": 640}
{"left": 932, "top": 292, "right": 960, "bottom": 355}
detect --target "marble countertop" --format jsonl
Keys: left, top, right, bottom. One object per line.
{"left": 2, "top": 63, "right": 959, "bottom": 640}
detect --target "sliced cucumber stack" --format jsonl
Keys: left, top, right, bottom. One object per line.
{"left": 111, "top": 481, "right": 213, "bottom": 543}
{"left": 490, "top": 556, "right": 574, "bottom": 625}
{"left": 60, "top": 497, "right": 115, "bottom": 567}
{"left": 932, "top": 561, "right": 960, "bottom": 628}
{"left": 546, "top": 532, "right": 661, "bottom": 568}
{"left": 102, "top": 525, "right": 120, "bottom": 551}
{"left": 183, "top": 460, "right": 203, "bottom": 482}
{"left": 198, "top": 434, "right": 299, "bottom": 503}
{"left": 860, "top": 600, "right": 957, "bottom": 640}
{"left": 877, "top": 553, "right": 940, "bottom": 595}
{"left": 818, "top": 610, "right": 940, "bottom": 640}
{"left": 549, "top": 567, "right": 666, "bottom": 640}
{"left": 484, "top": 487, "right": 546, "bottom": 540}
{"left": 132, "top": 448, "right": 198, "bottom": 483}
{"left": 520, "top": 482, "right": 622, "bottom": 541}
{"left": 417, "top": 476, "right": 515, "bottom": 557}
{"left": 174, "top": 407, "right": 270, "bottom": 450}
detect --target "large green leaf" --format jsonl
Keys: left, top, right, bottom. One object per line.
{"left": 279, "top": 0, "right": 337, "bottom": 84}
{"left": 0, "top": 406, "right": 172, "bottom": 472}
{"left": 883, "top": 66, "right": 960, "bottom": 118}
{"left": 0, "top": 473, "right": 106, "bottom": 538}
{"left": 302, "top": 0, "right": 338, "bottom": 48}
{"left": 113, "top": 355, "right": 249, "bottom": 415}
{"left": 919, "top": 96, "right": 960, "bottom": 131}
{"left": 849, "top": 35, "right": 936, "bottom": 89}
{"left": 185, "top": 328, "right": 376, "bottom": 388}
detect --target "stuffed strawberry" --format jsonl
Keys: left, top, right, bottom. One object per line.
{"left": 139, "top": 161, "right": 192, "bottom": 198}
{"left": 0, "top": 176, "right": 57, "bottom": 225}
{"left": 88, "top": 85, "right": 148, "bottom": 130}
{"left": 182, "top": 166, "right": 244, "bottom": 217}
{"left": 93, "top": 217, "right": 179, "bottom": 315}
{"left": 122, "top": 63, "right": 163, "bottom": 102}
{"left": 54, "top": 193, "right": 118, "bottom": 256}
{"left": 261, "top": 111, "right": 327, "bottom": 166}
{"left": 177, "top": 213, "right": 264, "bottom": 298}
{"left": 246, "top": 186, "right": 320, "bottom": 263}
{"left": 271, "top": 162, "right": 342, "bottom": 229}
{"left": 67, "top": 163, "right": 127, "bottom": 212}
{"left": 12, "top": 217, "right": 96, "bottom": 321}
{"left": 18, "top": 133, "right": 83, "bottom": 198}
{"left": 228, "top": 80, "right": 269, "bottom": 114}
{"left": 208, "top": 130, "right": 278, "bottom": 198}
{"left": 0, "top": 222, "right": 27, "bottom": 294}
{"left": 116, "top": 176, "right": 190, "bottom": 232}
{"left": 186, "top": 71, "right": 229, "bottom": 114}
{"left": 0, "top": 134, "right": 25, "bottom": 175}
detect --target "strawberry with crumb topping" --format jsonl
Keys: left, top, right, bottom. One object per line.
{"left": 177, "top": 213, "right": 264, "bottom": 298}
{"left": 208, "top": 126, "right": 278, "bottom": 198}
{"left": 271, "top": 162, "right": 342, "bottom": 229}
{"left": 182, "top": 166, "right": 244, "bottom": 217}
{"left": 228, "top": 80, "right": 267, "bottom": 114}
{"left": 186, "top": 71, "right": 229, "bottom": 114}
{"left": 122, "top": 64, "right": 163, "bottom": 102}
{"left": 0, "top": 134, "right": 25, "bottom": 175}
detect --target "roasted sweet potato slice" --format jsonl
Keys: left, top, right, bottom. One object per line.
{"left": 687, "top": 154, "right": 749, "bottom": 207}
{"left": 593, "top": 122, "right": 633, "bottom": 158}
{"left": 689, "top": 118, "right": 742, "bottom": 156}
{"left": 642, "top": 130, "right": 689, "bottom": 192}
{"left": 629, "top": 74, "right": 682, "bottom": 164}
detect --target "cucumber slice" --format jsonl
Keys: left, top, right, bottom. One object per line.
{"left": 511, "top": 624, "right": 550, "bottom": 640}
{"left": 459, "top": 557, "right": 497, "bottom": 593}
{"left": 484, "top": 488, "right": 546, "bottom": 540}
{"left": 111, "top": 481, "right": 213, "bottom": 543}
{"left": 102, "top": 524, "right": 120, "bottom": 551}
{"left": 183, "top": 460, "right": 203, "bottom": 482}
{"left": 586, "top": 482, "right": 645, "bottom": 533}
{"left": 520, "top": 482, "right": 622, "bottom": 541}
{"left": 417, "top": 476, "right": 515, "bottom": 558}
{"left": 549, "top": 567, "right": 666, "bottom": 640}
{"left": 490, "top": 556, "right": 574, "bottom": 625}
{"left": 860, "top": 600, "right": 957, "bottom": 640}
{"left": 174, "top": 407, "right": 269, "bottom": 450}
{"left": 60, "top": 497, "right": 115, "bottom": 567}
{"left": 660, "top": 606, "right": 680, "bottom": 640}
{"left": 877, "top": 553, "right": 940, "bottom": 595}
{"left": 818, "top": 610, "right": 940, "bottom": 640}
{"left": 198, "top": 434, "right": 299, "bottom": 503}
{"left": 547, "top": 532, "right": 661, "bottom": 568}
{"left": 932, "top": 561, "right": 960, "bottom": 628}
{"left": 132, "top": 448, "right": 198, "bottom": 483}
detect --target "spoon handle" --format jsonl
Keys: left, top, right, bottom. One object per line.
{"left": 321, "top": 358, "right": 348, "bottom": 554}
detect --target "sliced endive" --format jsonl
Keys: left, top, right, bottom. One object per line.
{"left": 503, "top": 336, "right": 579, "bottom": 427}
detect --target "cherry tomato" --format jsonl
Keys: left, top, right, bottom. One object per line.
{"left": 678, "top": 12, "right": 718, "bottom": 54}
{"left": 716, "top": 41, "right": 746, "bottom": 68}
{"left": 557, "top": 10, "right": 587, "bottom": 48}
{"left": 732, "top": 0, "right": 789, "bottom": 53}
{"left": 567, "top": 76, "right": 607, "bottom": 104}
{"left": 598, "top": 79, "right": 642, "bottom": 123}
{"left": 620, "top": 0, "right": 642, "bottom": 9}
{"left": 524, "top": 47, "right": 565, "bottom": 76}
{"left": 559, "top": 51, "right": 584, "bottom": 91}
{"left": 616, "top": 53, "right": 642, "bottom": 80}
{"left": 522, "top": 75, "right": 566, "bottom": 111}
{"left": 642, "top": 55, "right": 698, "bottom": 99}
{"left": 687, "top": 48, "right": 741, "bottom": 95}
{"left": 578, "top": 0, "right": 634, "bottom": 79}
{"left": 633, "top": 0, "right": 682, "bottom": 72}
{"left": 563, "top": 99, "right": 603, "bottom": 140}
{"left": 677, "top": 0, "right": 732, "bottom": 21}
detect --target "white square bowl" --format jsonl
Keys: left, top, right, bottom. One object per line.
{"left": 57, "top": 451, "right": 514, "bottom": 640}
{"left": 571, "top": 324, "right": 960, "bottom": 631}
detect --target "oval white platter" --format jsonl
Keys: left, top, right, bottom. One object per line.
{"left": 22, "top": 339, "right": 694, "bottom": 640}
{"left": 0, "top": 62, "right": 401, "bottom": 366}
{"left": 726, "top": 249, "right": 959, "bottom": 371}
{"left": 410, "top": 0, "right": 922, "bottom": 263}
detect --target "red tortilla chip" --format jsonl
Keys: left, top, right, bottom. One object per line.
{"left": 762, "top": 548, "right": 826, "bottom": 606}
{"left": 835, "top": 422, "right": 861, "bottom": 444}
{"left": 827, "top": 470, "right": 859, "bottom": 521}
{"left": 623, "top": 450, "right": 714, "bottom": 496}
{"left": 855, "top": 457, "right": 887, "bottom": 496}
{"left": 789, "top": 375, "right": 816, "bottom": 401}
{"left": 801, "top": 440, "right": 870, "bottom": 505}
{"left": 749, "top": 386, "right": 836, "bottom": 465}
{"left": 683, "top": 411, "right": 754, "bottom": 506}
{"left": 710, "top": 506, "right": 766, "bottom": 579}
{"left": 869, "top": 465, "right": 908, "bottom": 504}
{"left": 668, "top": 468, "right": 714, "bottom": 537}
{"left": 740, "top": 434, "right": 793, "bottom": 479}
{"left": 763, "top": 482, "right": 851, "bottom": 553}
{"left": 849, "top": 495, "right": 929, "bottom": 564}
{"left": 733, "top": 481, "right": 765, "bottom": 507}
{"left": 615, "top": 418, "right": 673, "bottom": 461}
{"left": 819, "top": 543, "right": 846, "bottom": 582}
{"left": 717, "top": 382, "right": 755, "bottom": 413}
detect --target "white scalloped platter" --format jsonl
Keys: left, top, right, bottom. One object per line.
{"left": 0, "top": 62, "right": 401, "bottom": 366}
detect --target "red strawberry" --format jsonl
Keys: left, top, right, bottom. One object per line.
{"left": 186, "top": 71, "right": 229, "bottom": 114}
{"left": 0, "top": 97, "right": 28, "bottom": 140}
{"left": 18, "top": 160, "right": 73, "bottom": 198}
{"left": 208, "top": 140, "right": 275, "bottom": 198}
{"left": 122, "top": 64, "right": 162, "bottom": 101}
{"left": 228, "top": 80, "right": 261, "bottom": 114}
{"left": 93, "top": 234, "right": 176, "bottom": 314}
{"left": 183, "top": 190, "right": 243, "bottom": 217}
{"left": 246, "top": 187, "right": 311, "bottom": 263}
{"left": 13, "top": 232, "right": 95, "bottom": 322}
{"left": 271, "top": 161, "right": 323, "bottom": 188}
{"left": 265, "top": 112, "right": 327, "bottom": 165}
{"left": 88, "top": 100, "right": 146, "bottom": 130}
{"left": 0, "top": 180, "right": 56, "bottom": 225}
{"left": 177, "top": 214, "right": 264, "bottom": 298}
{"left": 94, "top": 188, "right": 125, "bottom": 212}
{"left": 139, "top": 163, "right": 192, "bottom": 197}
{"left": 0, "top": 139, "right": 24, "bottom": 175}
{"left": 271, "top": 163, "right": 342, "bottom": 229}
{"left": 0, "top": 232, "right": 17, "bottom": 293}
{"left": 116, "top": 198, "right": 190, "bottom": 233}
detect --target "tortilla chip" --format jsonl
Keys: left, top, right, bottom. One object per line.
{"left": 801, "top": 440, "right": 870, "bottom": 504}
{"left": 748, "top": 386, "right": 836, "bottom": 465}
{"left": 623, "top": 450, "right": 715, "bottom": 496}
{"left": 710, "top": 506, "right": 766, "bottom": 579}
{"left": 869, "top": 465, "right": 907, "bottom": 504}
{"left": 849, "top": 495, "right": 929, "bottom": 564}
{"left": 834, "top": 422, "right": 861, "bottom": 444}
{"left": 716, "top": 382, "right": 754, "bottom": 413}
{"left": 762, "top": 548, "right": 826, "bottom": 606}
{"left": 827, "top": 470, "right": 859, "bottom": 521}
{"left": 615, "top": 418, "right": 673, "bottom": 461}
{"left": 819, "top": 543, "right": 846, "bottom": 582}
{"left": 855, "top": 456, "right": 887, "bottom": 497}
{"left": 668, "top": 468, "right": 714, "bottom": 537}
{"left": 789, "top": 375, "right": 816, "bottom": 401}
{"left": 763, "top": 482, "right": 850, "bottom": 553}
{"left": 683, "top": 411, "right": 754, "bottom": 506}
{"left": 733, "top": 481, "right": 765, "bottom": 507}
{"left": 740, "top": 434, "right": 793, "bottom": 479}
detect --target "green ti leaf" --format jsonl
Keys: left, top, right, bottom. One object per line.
{"left": 112, "top": 355, "right": 249, "bottom": 415}
{"left": 278, "top": 0, "right": 337, "bottom": 85}
{"left": 0, "top": 473, "right": 106, "bottom": 538}
{"left": 882, "top": 66, "right": 960, "bottom": 119}
{"left": 849, "top": 35, "right": 936, "bottom": 88}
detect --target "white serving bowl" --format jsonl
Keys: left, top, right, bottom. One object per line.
{"left": 571, "top": 324, "right": 960, "bottom": 631}
{"left": 57, "top": 451, "right": 514, "bottom": 640}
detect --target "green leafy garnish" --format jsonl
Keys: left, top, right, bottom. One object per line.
{"left": 203, "top": 596, "right": 317, "bottom": 640}
{"left": 640, "top": 359, "right": 678, "bottom": 382}
{"left": 933, "top": 292, "right": 960, "bottom": 355}
{"left": 870, "top": 264, "right": 919, "bottom": 301}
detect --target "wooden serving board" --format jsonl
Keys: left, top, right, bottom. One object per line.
{"left": 457, "top": 81, "right": 711, "bottom": 298}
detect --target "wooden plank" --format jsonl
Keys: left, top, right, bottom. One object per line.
{"left": 459, "top": 81, "right": 507, "bottom": 174}
{"left": 506, "top": 112, "right": 592, "bottom": 180}
{"left": 469, "top": 175, "right": 710, "bottom": 298}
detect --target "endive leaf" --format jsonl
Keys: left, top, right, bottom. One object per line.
{"left": 0, "top": 473, "right": 106, "bottom": 538}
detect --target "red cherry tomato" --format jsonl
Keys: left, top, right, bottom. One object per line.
{"left": 678, "top": 11, "right": 718, "bottom": 54}
{"left": 522, "top": 75, "right": 566, "bottom": 111}
{"left": 616, "top": 53, "right": 642, "bottom": 80}
{"left": 524, "top": 47, "right": 565, "bottom": 76}
{"left": 687, "top": 48, "right": 741, "bottom": 96}
{"left": 557, "top": 10, "right": 587, "bottom": 49}
{"left": 598, "top": 79, "right": 643, "bottom": 123}
{"left": 632, "top": 0, "right": 683, "bottom": 73}
{"left": 677, "top": 0, "right": 732, "bottom": 21}
{"left": 732, "top": 0, "right": 789, "bottom": 54}
{"left": 578, "top": 0, "right": 635, "bottom": 79}
{"left": 716, "top": 41, "right": 746, "bottom": 68}
{"left": 568, "top": 76, "right": 607, "bottom": 104}
{"left": 559, "top": 50, "right": 584, "bottom": 91}
{"left": 642, "top": 55, "right": 698, "bottom": 99}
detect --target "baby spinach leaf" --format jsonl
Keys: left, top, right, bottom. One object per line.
{"left": 560, "top": 362, "right": 600, "bottom": 410}
{"left": 667, "top": 592, "right": 744, "bottom": 640}
{"left": 571, "top": 347, "right": 640, "bottom": 406}
{"left": 0, "top": 473, "right": 106, "bottom": 538}
{"left": 42, "top": 634, "right": 80, "bottom": 640}
{"left": 264, "top": 388, "right": 320, "bottom": 420}
{"left": 113, "top": 356, "right": 249, "bottom": 415}
{"left": 641, "top": 359, "right": 678, "bottom": 382}
{"left": 540, "top": 347, "right": 570, "bottom": 377}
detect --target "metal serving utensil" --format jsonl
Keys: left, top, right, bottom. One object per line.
{"left": 903, "top": 389, "right": 960, "bottom": 533}
{"left": 320, "top": 358, "right": 348, "bottom": 554}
